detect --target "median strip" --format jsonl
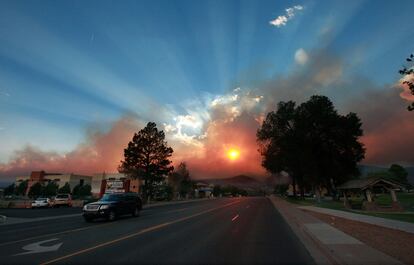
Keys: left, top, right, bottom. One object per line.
{"left": 39, "top": 200, "right": 241, "bottom": 265}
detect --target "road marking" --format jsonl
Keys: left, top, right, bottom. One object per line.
{"left": 231, "top": 214, "right": 239, "bottom": 221}
{"left": 40, "top": 200, "right": 241, "bottom": 265}
{"left": 14, "top": 238, "right": 63, "bottom": 256}
{"left": 0, "top": 222, "right": 113, "bottom": 247}
{"left": 0, "top": 203, "right": 206, "bottom": 247}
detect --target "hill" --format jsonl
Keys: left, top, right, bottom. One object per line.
{"left": 200, "top": 175, "right": 270, "bottom": 192}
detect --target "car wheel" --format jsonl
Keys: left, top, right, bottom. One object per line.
{"left": 107, "top": 210, "right": 116, "bottom": 221}
{"left": 132, "top": 207, "right": 140, "bottom": 217}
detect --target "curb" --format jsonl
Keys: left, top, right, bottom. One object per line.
{"left": 267, "top": 196, "right": 336, "bottom": 265}
{"left": 267, "top": 196, "right": 403, "bottom": 265}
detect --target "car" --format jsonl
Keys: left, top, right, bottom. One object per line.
{"left": 52, "top": 194, "right": 72, "bottom": 207}
{"left": 31, "top": 197, "right": 51, "bottom": 208}
{"left": 82, "top": 192, "right": 142, "bottom": 222}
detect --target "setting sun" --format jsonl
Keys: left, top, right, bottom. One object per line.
{"left": 227, "top": 149, "right": 240, "bottom": 161}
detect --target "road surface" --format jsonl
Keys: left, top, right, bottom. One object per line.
{"left": 0, "top": 197, "right": 314, "bottom": 264}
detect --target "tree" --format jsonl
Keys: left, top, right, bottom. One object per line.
{"left": 119, "top": 122, "right": 174, "bottom": 202}
{"left": 170, "top": 162, "right": 193, "bottom": 198}
{"left": 398, "top": 53, "right": 414, "bottom": 111}
{"left": 4, "top": 183, "right": 15, "bottom": 196}
{"left": 43, "top": 182, "right": 59, "bottom": 197}
{"left": 388, "top": 164, "right": 408, "bottom": 184}
{"left": 213, "top": 185, "right": 222, "bottom": 197}
{"left": 28, "top": 182, "right": 44, "bottom": 198}
{"left": 73, "top": 184, "right": 92, "bottom": 198}
{"left": 58, "top": 182, "right": 71, "bottom": 194}
{"left": 15, "top": 180, "right": 28, "bottom": 196}
{"left": 257, "top": 95, "right": 365, "bottom": 201}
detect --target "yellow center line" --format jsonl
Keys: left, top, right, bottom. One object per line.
{"left": 40, "top": 200, "right": 241, "bottom": 265}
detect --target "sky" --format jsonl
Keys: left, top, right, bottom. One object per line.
{"left": 0, "top": 0, "right": 414, "bottom": 182}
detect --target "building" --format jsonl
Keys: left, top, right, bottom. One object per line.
{"left": 91, "top": 173, "right": 141, "bottom": 197}
{"left": 15, "top": 171, "right": 92, "bottom": 195}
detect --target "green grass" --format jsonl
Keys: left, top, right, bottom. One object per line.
{"left": 284, "top": 193, "right": 414, "bottom": 224}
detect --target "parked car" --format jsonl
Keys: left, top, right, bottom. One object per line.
{"left": 52, "top": 194, "right": 72, "bottom": 207}
{"left": 82, "top": 193, "right": 142, "bottom": 222}
{"left": 31, "top": 197, "right": 51, "bottom": 208}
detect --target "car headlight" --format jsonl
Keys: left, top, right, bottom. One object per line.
{"left": 83, "top": 205, "right": 88, "bottom": 210}
{"left": 100, "top": 205, "right": 109, "bottom": 210}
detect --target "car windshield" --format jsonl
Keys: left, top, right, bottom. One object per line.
{"left": 36, "top": 198, "right": 47, "bottom": 200}
{"left": 100, "top": 194, "right": 122, "bottom": 202}
{"left": 56, "top": 195, "right": 68, "bottom": 198}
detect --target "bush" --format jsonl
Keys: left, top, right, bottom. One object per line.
{"left": 274, "top": 184, "right": 289, "bottom": 195}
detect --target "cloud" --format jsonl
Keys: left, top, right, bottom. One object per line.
{"left": 294, "top": 48, "right": 308, "bottom": 65}
{"left": 1, "top": 47, "right": 413, "bottom": 182}
{"left": 269, "top": 5, "right": 304, "bottom": 27}
{"left": 398, "top": 73, "right": 414, "bottom": 102}
{"left": 0, "top": 115, "right": 144, "bottom": 180}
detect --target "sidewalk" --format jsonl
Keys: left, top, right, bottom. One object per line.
{"left": 268, "top": 196, "right": 403, "bottom": 265}
{"left": 298, "top": 206, "right": 414, "bottom": 234}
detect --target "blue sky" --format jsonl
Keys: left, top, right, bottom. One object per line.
{"left": 0, "top": 0, "right": 413, "bottom": 167}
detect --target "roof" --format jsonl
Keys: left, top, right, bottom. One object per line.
{"left": 338, "top": 177, "right": 404, "bottom": 190}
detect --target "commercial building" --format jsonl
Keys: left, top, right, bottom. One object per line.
{"left": 15, "top": 171, "right": 142, "bottom": 198}
{"left": 15, "top": 171, "right": 92, "bottom": 195}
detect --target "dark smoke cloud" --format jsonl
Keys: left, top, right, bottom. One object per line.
{"left": 1, "top": 48, "right": 413, "bottom": 182}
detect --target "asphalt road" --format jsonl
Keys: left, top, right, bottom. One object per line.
{"left": 0, "top": 197, "right": 314, "bottom": 265}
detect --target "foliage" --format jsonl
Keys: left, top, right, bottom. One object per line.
{"left": 169, "top": 162, "right": 193, "bottom": 198}
{"left": 274, "top": 184, "right": 289, "bottom": 195}
{"left": 15, "top": 180, "right": 28, "bottom": 196}
{"left": 58, "top": 182, "right": 71, "bottom": 194}
{"left": 257, "top": 95, "right": 365, "bottom": 200}
{"left": 43, "top": 182, "right": 59, "bottom": 197}
{"left": 367, "top": 164, "right": 408, "bottom": 185}
{"left": 28, "top": 182, "right": 44, "bottom": 198}
{"left": 72, "top": 184, "right": 92, "bottom": 198}
{"left": 213, "top": 185, "right": 222, "bottom": 197}
{"left": 388, "top": 164, "right": 408, "bottom": 184}
{"left": 119, "top": 122, "right": 174, "bottom": 201}
{"left": 4, "top": 183, "right": 15, "bottom": 195}
{"left": 398, "top": 53, "right": 414, "bottom": 111}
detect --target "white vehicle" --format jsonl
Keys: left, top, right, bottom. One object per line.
{"left": 31, "top": 198, "right": 51, "bottom": 208}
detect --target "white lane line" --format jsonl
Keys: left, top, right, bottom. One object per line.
{"left": 231, "top": 214, "right": 239, "bottom": 222}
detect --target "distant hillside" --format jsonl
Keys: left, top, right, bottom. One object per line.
{"left": 358, "top": 164, "right": 414, "bottom": 184}
{"left": 200, "top": 175, "right": 269, "bottom": 191}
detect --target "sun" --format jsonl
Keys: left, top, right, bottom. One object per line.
{"left": 227, "top": 148, "right": 240, "bottom": 161}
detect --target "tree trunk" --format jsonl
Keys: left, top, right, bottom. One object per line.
{"left": 292, "top": 176, "right": 297, "bottom": 198}
{"left": 314, "top": 185, "right": 321, "bottom": 203}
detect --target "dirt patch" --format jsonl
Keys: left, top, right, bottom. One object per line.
{"left": 304, "top": 210, "right": 414, "bottom": 265}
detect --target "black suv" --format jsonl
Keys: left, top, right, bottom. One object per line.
{"left": 82, "top": 193, "right": 142, "bottom": 222}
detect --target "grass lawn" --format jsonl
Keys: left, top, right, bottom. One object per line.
{"left": 284, "top": 193, "right": 414, "bottom": 224}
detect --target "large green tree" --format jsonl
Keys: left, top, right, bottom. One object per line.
{"left": 15, "top": 180, "right": 28, "bottom": 196}
{"left": 388, "top": 164, "right": 408, "bottom": 184}
{"left": 257, "top": 95, "right": 365, "bottom": 201}
{"left": 119, "top": 122, "right": 174, "bottom": 202}
{"left": 4, "top": 183, "right": 15, "bottom": 196}
{"left": 43, "top": 182, "right": 59, "bottom": 197}
{"left": 28, "top": 182, "right": 44, "bottom": 198}
{"left": 169, "top": 162, "right": 192, "bottom": 198}
{"left": 58, "top": 182, "right": 71, "bottom": 194}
